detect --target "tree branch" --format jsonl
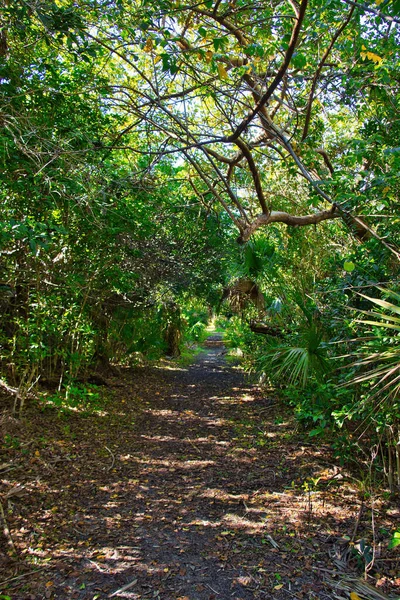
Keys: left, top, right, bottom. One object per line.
{"left": 301, "top": 4, "right": 356, "bottom": 141}
{"left": 239, "top": 207, "right": 340, "bottom": 242}
{"left": 225, "top": 0, "right": 308, "bottom": 142}
{"left": 234, "top": 138, "right": 269, "bottom": 214}
{"left": 183, "top": 150, "right": 245, "bottom": 232}
{"left": 342, "top": 0, "right": 400, "bottom": 24}
{"left": 316, "top": 148, "right": 335, "bottom": 175}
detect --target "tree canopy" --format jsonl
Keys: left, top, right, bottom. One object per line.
{"left": 12, "top": 0, "right": 398, "bottom": 246}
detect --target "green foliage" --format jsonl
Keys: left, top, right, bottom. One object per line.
{"left": 389, "top": 530, "right": 400, "bottom": 549}
{"left": 347, "top": 288, "right": 400, "bottom": 399}
{"left": 281, "top": 381, "right": 354, "bottom": 437}
{"left": 188, "top": 321, "right": 207, "bottom": 342}
{"left": 255, "top": 326, "right": 331, "bottom": 389}
{"left": 241, "top": 238, "right": 276, "bottom": 280}
{"left": 182, "top": 300, "right": 209, "bottom": 343}
{"left": 224, "top": 317, "right": 256, "bottom": 355}
{"left": 45, "top": 384, "right": 102, "bottom": 414}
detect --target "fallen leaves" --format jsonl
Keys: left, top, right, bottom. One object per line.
{"left": 1, "top": 343, "right": 399, "bottom": 600}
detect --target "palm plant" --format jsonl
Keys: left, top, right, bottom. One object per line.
{"left": 344, "top": 287, "right": 400, "bottom": 490}
{"left": 256, "top": 324, "right": 331, "bottom": 388}
{"left": 348, "top": 287, "right": 400, "bottom": 398}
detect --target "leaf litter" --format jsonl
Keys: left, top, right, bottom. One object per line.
{"left": 0, "top": 334, "right": 399, "bottom": 599}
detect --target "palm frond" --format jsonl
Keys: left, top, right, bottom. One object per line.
{"left": 259, "top": 325, "right": 330, "bottom": 388}
{"left": 355, "top": 319, "right": 400, "bottom": 331}
{"left": 347, "top": 288, "right": 400, "bottom": 399}
{"left": 357, "top": 292, "right": 400, "bottom": 316}
{"left": 355, "top": 309, "right": 400, "bottom": 325}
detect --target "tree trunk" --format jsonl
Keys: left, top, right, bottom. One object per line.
{"left": 163, "top": 302, "right": 182, "bottom": 357}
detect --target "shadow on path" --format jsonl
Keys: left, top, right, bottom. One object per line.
{"left": 1, "top": 334, "right": 399, "bottom": 599}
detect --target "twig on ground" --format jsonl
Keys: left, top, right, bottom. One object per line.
{"left": 0, "top": 463, "right": 13, "bottom": 470}
{"left": 0, "top": 499, "right": 17, "bottom": 554}
{"left": 327, "top": 575, "right": 393, "bottom": 600}
{"left": 0, "top": 467, "right": 15, "bottom": 475}
{"left": 351, "top": 500, "right": 364, "bottom": 543}
{"left": 185, "top": 438, "right": 202, "bottom": 455}
{"left": 0, "top": 463, "right": 16, "bottom": 476}
{"left": 206, "top": 583, "right": 220, "bottom": 595}
{"left": 109, "top": 578, "right": 138, "bottom": 597}
{"left": 0, "top": 567, "right": 47, "bottom": 587}
{"left": 88, "top": 559, "right": 107, "bottom": 573}
{"left": 105, "top": 446, "right": 115, "bottom": 472}
{"left": 0, "top": 378, "right": 19, "bottom": 396}
{"left": 374, "top": 557, "right": 400, "bottom": 562}
{"left": 6, "top": 484, "right": 26, "bottom": 499}
{"left": 265, "top": 534, "right": 279, "bottom": 549}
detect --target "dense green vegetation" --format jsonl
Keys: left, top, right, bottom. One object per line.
{"left": 1, "top": 0, "right": 399, "bottom": 489}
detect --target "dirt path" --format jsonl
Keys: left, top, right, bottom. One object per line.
{"left": 1, "top": 335, "right": 399, "bottom": 599}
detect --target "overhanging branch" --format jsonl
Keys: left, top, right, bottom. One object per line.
{"left": 225, "top": 0, "right": 308, "bottom": 142}
{"left": 234, "top": 138, "right": 269, "bottom": 214}
{"left": 239, "top": 207, "right": 341, "bottom": 242}
{"left": 301, "top": 4, "right": 356, "bottom": 141}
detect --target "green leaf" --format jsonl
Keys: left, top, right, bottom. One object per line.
{"left": 309, "top": 427, "right": 324, "bottom": 437}
{"left": 213, "top": 37, "right": 224, "bottom": 51}
{"left": 217, "top": 62, "right": 229, "bottom": 80}
{"left": 390, "top": 0, "right": 400, "bottom": 15}
{"left": 358, "top": 293, "right": 400, "bottom": 316}
{"left": 29, "top": 239, "right": 37, "bottom": 255}
{"left": 161, "top": 53, "right": 170, "bottom": 71}
{"left": 37, "top": 11, "right": 54, "bottom": 29}
{"left": 292, "top": 53, "right": 307, "bottom": 69}
{"left": 389, "top": 531, "right": 400, "bottom": 549}
{"left": 383, "top": 147, "right": 400, "bottom": 154}
{"left": 343, "top": 261, "right": 355, "bottom": 272}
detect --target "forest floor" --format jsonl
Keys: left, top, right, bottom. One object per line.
{"left": 0, "top": 334, "right": 399, "bottom": 600}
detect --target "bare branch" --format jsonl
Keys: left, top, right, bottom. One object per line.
{"left": 225, "top": 0, "right": 308, "bottom": 142}
{"left": 240, "top": 207, "right": 340, "bottom": 242}
{"left": 316, "top": 148, "right": 335, "bottom": 175}
{"left": 302, "top": 4, "right": 356, "bottom": 141}
{"left": 286, "top": 0, "right": 300, "bottom": 18}
{"left": 192, "top": 8, "right": 249, "bottom": 45}
{"left": 341, "top": 0, "right": 400, "bottom": 24}
{"left": 183, "top": 150, "right": 245, "bottom": 232}
{"left": 234, "top": 138, "right": 269, "bottom": 214}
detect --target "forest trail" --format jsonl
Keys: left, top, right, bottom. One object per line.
{"left": 1, "top": 335, "right": 399, "bottom": 599}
